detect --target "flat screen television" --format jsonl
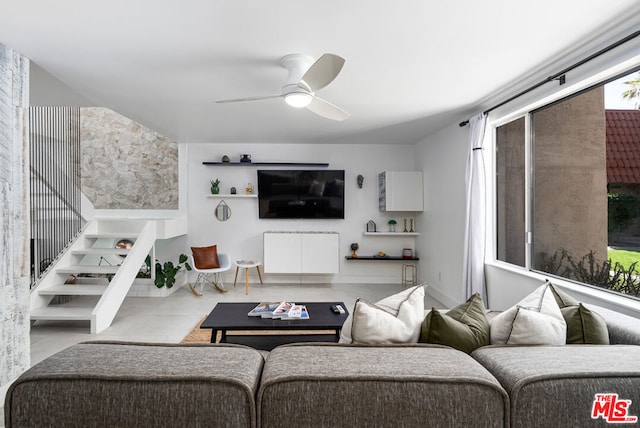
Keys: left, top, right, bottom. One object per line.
{"left": 257, "top": 170, "right": 345, "bottom": 219}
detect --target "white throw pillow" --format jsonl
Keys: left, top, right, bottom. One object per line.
{"left": 490, "top": 282, "right": 567, "bottom": 345}
{"left": 339, "top": 285, "right": 425, "bottom": 344}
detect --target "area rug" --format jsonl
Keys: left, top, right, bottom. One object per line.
{"left": 180, "top": 316, "right": 335, "bottom": 344}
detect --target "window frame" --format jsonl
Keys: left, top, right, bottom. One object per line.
{"left": 486, "top": 60, "right": 640, "bottom": 308}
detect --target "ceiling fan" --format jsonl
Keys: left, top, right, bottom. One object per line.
{"left": 216, "top": 53, "right": 350, "bottom": 121}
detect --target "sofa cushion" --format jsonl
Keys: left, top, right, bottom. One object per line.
{"left": 419, "top": 292, "right": 489, "bottom": 354}
{"left": 490, "top": 282, "right": 566, "bottom": 345}
{"left": 191, "top": 244, "right": 220, "bottom": 269}
{"left": 258, "top": 343, "right": 508, "bottom": 427}
{"left": 548, "top": 283, "right": 609, "bottom": 344}
{"left": 4, "top": 341, "right": 263, "bottom": 428}
{"left": 339, "top": 285, "right": 425, "bottom": 344}
{"left": 584, "top": 304, "right": 640, "bottom": 345}
{"left": 561, "top": 303, "right": 610, "bottom": 345}
{"left": 472, "top": 345, "right": 640, "bottom": 428}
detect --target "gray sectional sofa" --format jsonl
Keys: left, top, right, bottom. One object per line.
{"left": 5, "top": 306, "right": 640, "bottom": 428}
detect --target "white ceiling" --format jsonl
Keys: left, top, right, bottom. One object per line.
{"left": 1, "top": 1, "right": 639, "bottom": 145}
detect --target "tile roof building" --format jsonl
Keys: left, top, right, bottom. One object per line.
{"left": 606, "top": 109, "right": 640, "bottom": 184}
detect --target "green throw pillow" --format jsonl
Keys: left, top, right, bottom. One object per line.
{"left": 548, "top": 282, "right": 580, "bottom": 307}
{"left": 561, "top": 303, "right": 610, "bottom": 344}
{"left": 548, "top": 282, "right": 609, "bottom": 344}
{"left": 419, "top": 293, "right": 489, "bottom": 354}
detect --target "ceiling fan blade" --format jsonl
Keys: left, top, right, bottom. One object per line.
{"left": 300, "top": 54, "right": 345, "bottom": 92}
{"left": 306, "top": 97, "right": 350, "bottom": 121}
{"left": 216, "top": 94, "right": 281, "bottom": 104}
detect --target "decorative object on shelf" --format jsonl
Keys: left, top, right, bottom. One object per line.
{"left": 357, "top": 174, "right": 364, "bottom": 188}
{"left": 210, "top": 179, "right": 220, "bottom": 194}
{"left": 388, "top": 219, "right": 397, "bottom": 232}
{"left": 350, "top": 242, "right": 359, "bottom": 258}
{"left": 375, "top": 251, "right": 388, "bottom": 258}
{"left": 240, "top": 154, "right": 251, "bottom": 163}
{"left": 403, "top": 218, "right": 408, "bottom": 232}
{"left": 221, "top": 155, "right": 230, "bottom": 163}
{"left": 366, "top": 220, "right": 377, "bottom": 232}
{"left": 215, "top": 200, "right": 231, "bottom": 221}
{"left": 115, "top": 239, "right": 133, "bottom": 259}
{"left": 230, "top": 186, "right": 237, "bottom": 194}
{"left": 409, "top": 218, "right": 415, "bottom": 233}
{"left": 245, "top": 182, "right": 253, "bottom": 194}
{"left": 402, "top": 248, "right": 413, "bottom": 259}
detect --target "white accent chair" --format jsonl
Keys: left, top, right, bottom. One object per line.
{"left": 190, "top": 253, "right": 231, "bottom": 295}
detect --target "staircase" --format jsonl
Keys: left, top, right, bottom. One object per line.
{"left": 30, "top": 218, "right": 187, "bottom": 334}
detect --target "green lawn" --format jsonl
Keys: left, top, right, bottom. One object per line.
{"left": 608, "top": 248, "right": 640, "bottom": 273}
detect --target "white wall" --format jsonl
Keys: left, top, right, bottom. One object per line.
{"left": 186, "top": 142, "right": 422, "bottom": 284}
{"left": 413, "top": 123, "right": 469, "bottom": 307}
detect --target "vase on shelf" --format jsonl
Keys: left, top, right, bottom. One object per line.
{"left": 210, "top": 179, "right": 220, "bottom": 194}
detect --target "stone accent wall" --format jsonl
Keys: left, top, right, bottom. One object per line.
{"left": 0, "top": 45, "right": 30, "bottom": 386}
{"left": 81, "top": 108, "right": 179, "bottom": 209}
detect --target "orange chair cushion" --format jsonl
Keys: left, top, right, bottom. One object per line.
{"left": 191, "top": 245, "right": 220, "bottom": 269}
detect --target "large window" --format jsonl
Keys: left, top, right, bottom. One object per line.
{"left": 495, "top": 71, "right": 640, "bottom": 299}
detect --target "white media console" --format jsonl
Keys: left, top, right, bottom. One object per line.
{"left": 263, "top": 231, "right": 340, "bottom": 274}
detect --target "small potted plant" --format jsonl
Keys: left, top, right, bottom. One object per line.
{"left": 210, "top": 179, "right": 220, "bottom": 194}
{"left": 388, "top": 219, "right": 397, "bottom": 232}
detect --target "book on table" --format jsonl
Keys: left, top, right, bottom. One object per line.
{"left": 247, "top": 302, "right": 283, "bottom": 317}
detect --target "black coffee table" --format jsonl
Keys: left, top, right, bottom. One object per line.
{"left": 200, "top": 302, "right": 350, "bottom": 351}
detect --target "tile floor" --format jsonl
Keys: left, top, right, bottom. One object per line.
{"left": 2, "top": 282, "right": 444, "bottom": 426}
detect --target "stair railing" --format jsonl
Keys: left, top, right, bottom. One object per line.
{"left": 29, "top": 106, "right": 83, "bottom": 288}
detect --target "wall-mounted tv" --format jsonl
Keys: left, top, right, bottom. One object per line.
{"left": 257, "top": 170, "right": 345, "bottom": 219}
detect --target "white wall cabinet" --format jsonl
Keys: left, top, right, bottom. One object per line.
{"left": 264, "top": 232, "right": 339, "bottom": 273}
{"left": 378, "top": 171, "right": 424, "bottom": 212}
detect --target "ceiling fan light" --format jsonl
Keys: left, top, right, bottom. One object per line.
{"left": 284, "top": 92, "right": 313, "bottom": 108}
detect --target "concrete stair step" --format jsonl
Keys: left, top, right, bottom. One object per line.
{"left": 38, "top": 284, "right": 108, "bottom": 296}
{"left": 31, "top": 306, "right": 94, "bottom": 321}
{"left": 85, "top": 233, "right": 139, "bottom": 239}
{"left": 56, "top": 265, "right": 120, "bottom": 274}
{"left": 72, "top": 248, "right": 130, "bottom": 256}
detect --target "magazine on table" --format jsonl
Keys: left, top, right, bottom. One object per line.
{"left": 271, "top": 302, "right": 295, "bottom": 319}
{"left": 247, "top": 301, "right": 283, "bottom": 317}
{"left": 280, "top": 304, "right": 310, "bottom": 320}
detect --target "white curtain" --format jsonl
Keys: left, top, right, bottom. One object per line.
{"left": 462, "top": 113, "right": 488, "bottom": 304}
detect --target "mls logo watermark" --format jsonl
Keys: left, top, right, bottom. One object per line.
{"left": 591, "top": 393, "right": 638, "bottom": 423}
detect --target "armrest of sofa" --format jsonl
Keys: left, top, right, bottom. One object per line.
{"left": 585, "top": 305, "right": 640, "bottom": 345}
{"left": 5, "top": 341, "right": 264, "bottom": 428}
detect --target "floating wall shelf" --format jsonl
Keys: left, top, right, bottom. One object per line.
{"left": 345, "top": 256, "right": 420, "bottom": 261}
{"left": 363, "top": 232, "right": 420, "bottom": 236}
{"left": 203, "top": 162, "right": 329, "bottom": 167}
{"left": 206, "top": 194, "right": 258, "bottom": 199}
